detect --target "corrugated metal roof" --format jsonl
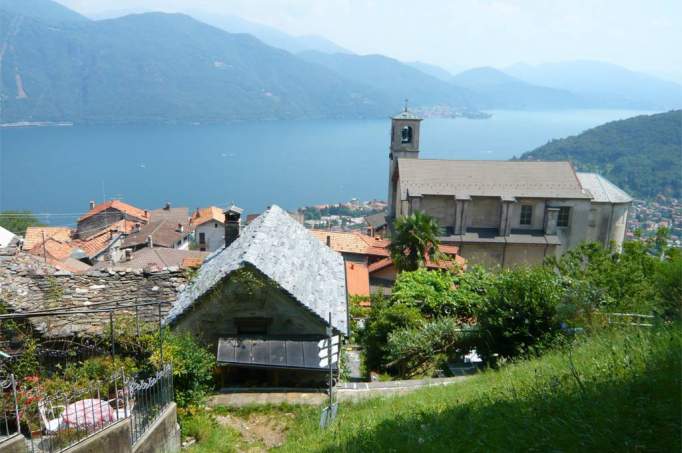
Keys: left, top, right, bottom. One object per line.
{"left": 164, "top": 205, "right": 348, "bottom": 335}
{"left": 398, "top": 160, "right": 591, "bottom": 200}
{"left": 576, "top": 172, "right": 632, "bottom": 203}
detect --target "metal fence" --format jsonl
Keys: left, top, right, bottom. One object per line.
{"left": 0, "top": 365, "right": 173, "bottom": 453}
{"left": 129, "top": 364, "right": 173, "bottom": 445}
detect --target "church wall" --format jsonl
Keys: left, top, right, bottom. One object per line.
{"left": 468, "top": 198, "right": 501, "bottom": 230}
{"left": 420, "top": 195, "right": 455, "bottom": 228}
{"left": 458, "top": 243, "right": 505, "bottom": 268}
{"left": 509, "top": 199, "right": 546, "bottom": 231}
{"left": 504, "top": 244, "right": 553, "bottom": 267}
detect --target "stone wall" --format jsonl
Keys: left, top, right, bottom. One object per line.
{"left": 0, "top": 253, "right": 188, "bottom": 337}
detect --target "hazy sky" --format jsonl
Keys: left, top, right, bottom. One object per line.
{"left": 55, "top": 0, "right": 682, "bottom": 81}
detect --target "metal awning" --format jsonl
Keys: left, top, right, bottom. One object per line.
{"left": 217, "top": 336, "right": 338, "bottom": 371}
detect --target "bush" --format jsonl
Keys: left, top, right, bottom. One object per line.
{"left": 385, "top": 318, "right": 474, "bottom": 377}
{"left": 391, "top": 269, "right": 458, "bottom": 318}
{"left": 150, "top": 330, "right": 215, "bottom": 407}
{"left": 655, "top": 255, "right": 682, "bottom": 320}
{"left": 476, "top": 267, "right": 565, "bottom": 362}
{"left": 362, "top": 302, "right": 423, "bottom": 372}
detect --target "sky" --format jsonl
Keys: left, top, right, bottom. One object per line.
{"left": 55, "top": 0, "right": 682, "bottom": 82}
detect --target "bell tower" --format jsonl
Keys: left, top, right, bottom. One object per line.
{"left": 388, "top": 102, "right": 422, "bottom": 220}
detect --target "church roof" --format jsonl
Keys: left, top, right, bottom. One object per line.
{"left": 164, "top": 205, "right": 348, "bottom": 335}
{"left": 576, "top": 173, "right": 632, "bottom": 204}
{"left": 397, "top": 159, "right": 591, "bottom": 200}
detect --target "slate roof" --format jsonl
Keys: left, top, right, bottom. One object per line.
{"left": 122, "top": 207, "right": 190, "bottom": 249}
{"left": 365, "top": 212, "right": 387, "bottom": 230}
{"left": 165, "top": 205, "right": 348, "bottom": 335}
{"left": 94, "top": 248, "right": 208, "bottom": 271}
{"left": 576, "top": 173, "right": 632, "bottom": 204}
{"left": 397, "top": 160, "right": 591, "bottom": 200}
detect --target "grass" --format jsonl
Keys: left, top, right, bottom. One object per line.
{"left": 276, "top": 325, "right": 681, "bottom": 452}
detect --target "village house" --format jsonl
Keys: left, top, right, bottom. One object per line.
{"left": 164, "top": 205, "right": 348, "bottom": 387}
{"left": 0, "top": 226, "right": 19, "bottom": 250}
{"left": 310, "top": 230, "right": 466, "bottom": 297}
{"left": 121, "top": 203, "right": 191, "bottom": 252}
{"left": 364, "top": 212, "right": 388, "bottom": 237}
{"left": 387, "top": 109, "right": 632, "bottom": 267}
{"left": 76, "top": 199, "right": 149, "bottom": 238}
{"left": 190, "top": 206, "right": 227, "bottom": 252}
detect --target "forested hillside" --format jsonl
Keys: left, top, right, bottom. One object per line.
{"left": 520, "top": 110, "right": 682, "bottom": 199}
{"left": 0, "top": 9, "right": 390, "bottom": 123}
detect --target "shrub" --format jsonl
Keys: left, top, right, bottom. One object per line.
{"left": 150, "top": 330, "right": 215, "bottom": 407}
{"left": 655, "top": 255, "right": 682, "bottom": 320}
{"left": 476, "top": 267, "right": 565, "bottom": 362}
{"left": 385, "top": 318, "right": 474, "bottom": 378}
{"left": 391, "top": 268, "right": 457, "bottom": 318}
{"left": 362, "top": 302, "right": 423, "bottom": 372}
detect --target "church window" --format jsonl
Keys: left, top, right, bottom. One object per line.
{"left": 557, "top": 207, "right": 571, "bottom": 227}
{"left": 401, "top": 125, "right": 413, "bottom": 143}
{"left": 520, "top": 205, "right": 533, "bottom": 225}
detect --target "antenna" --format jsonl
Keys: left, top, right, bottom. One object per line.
{"left": 404, "top": 98, "right": 409, "bottom": 112}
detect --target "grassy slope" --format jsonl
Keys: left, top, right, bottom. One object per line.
{"left": 277, "top": 326, "right": 681, "bottom": 452}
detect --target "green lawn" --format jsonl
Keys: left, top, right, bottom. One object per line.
{"left": 180, "top": 326, "right": 681, "bottom": 452}
{"left": 277, "top": 325, "right": 681, "bottom": 452}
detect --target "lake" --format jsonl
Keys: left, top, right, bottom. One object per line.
{"left": 0, "top": 109, "right": 655, "bottom": 226}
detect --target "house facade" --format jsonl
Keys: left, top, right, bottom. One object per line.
{"left": 387, "top": 109, "right": 632, "bottom": 267}
{"left": 165, "top": 205, "right": 348, "bottom": 387}
{"left": 190, "top": 206, "right": 226, "bottom": 252}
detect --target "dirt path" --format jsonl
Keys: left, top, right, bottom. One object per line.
{"left": 215, "top": 412, "right": 295, "bottom": 452}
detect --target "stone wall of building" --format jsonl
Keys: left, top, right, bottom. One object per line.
{"left": 0, "top": 253, "right": 188, "bottom": 337}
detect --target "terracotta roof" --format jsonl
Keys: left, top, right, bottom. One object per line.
{"left": 181, "top": 257, "right": 205, "bottom": 269}
{"left": 28, "top": 238, "right": 73, "bottom": 261}
{"left": 345, "top": 261, "right": 370, "bottom": 297}
{"left": 310, "top": 230, "right": 389, "bottom": 257}
{"left": 190, "top": 206, "right": 224, "bottom": 227}
{"left": 368, "top": 245, "right": 466, "bottom": 273}
{"left": 23, "top": 227, "right": 72, "bottom": 250}
{"left": 78, "top": 200, "right": 149, "bottom": 223}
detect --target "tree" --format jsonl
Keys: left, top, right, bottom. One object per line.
{"left": 0, "top": 211, "right": 44, "bottom": 235}
{"left": 389, "top": 211, "right": 441, "bottom": 272}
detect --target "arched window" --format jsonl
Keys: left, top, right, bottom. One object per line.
{"left": 401, "top": 125, "right": 413, "bottom": 144}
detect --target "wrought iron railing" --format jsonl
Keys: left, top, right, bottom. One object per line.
{"left": 128, "top": 364, "right": 173, "bottom": 445}
{"left": 0, "top": 365, "right": 173, "bottom": 452}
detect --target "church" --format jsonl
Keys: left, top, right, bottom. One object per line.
{"left": 386, "top": 109, "right": 632, "bottom": 267}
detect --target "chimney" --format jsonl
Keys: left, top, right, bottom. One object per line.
{"left": 134, "top": 223, "right": 141, "bottom": 232}
{"left": 177, "top": 223, "right": 184, "bottom": 233}
{"left": 224, "top": 205, "right": 242, "bottom": 248}
{"left": 164, "top": 202, "right": 171, "bottom": 210}
{"left": 147, "top": 235, "right": 153, "bottom": 248}
{"left": 326, "top": 235, "right": 331, "bottom": 247}
{"left": 89, "top": 200, "right": 96, "bottom": 210}
{"left": 124, "top": 249, "right": 132, "bottom": 262}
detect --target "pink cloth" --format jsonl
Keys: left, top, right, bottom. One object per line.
{"left": 62, "top": 399, "right": 115, "bottom": 428}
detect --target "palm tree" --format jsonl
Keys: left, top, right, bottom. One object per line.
{"left": 389, "top": 211, "right": 441, "bottom": 272}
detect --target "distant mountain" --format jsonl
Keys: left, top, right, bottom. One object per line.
{"left": 185, "top": 12, "right": 351, "bottom": 55}
{"left": 0, "top": 6, "right": 391, "bottom": 124}
{"left": 450, "top": 67, "right": 585, "bottom": 110}
{"left": 506, "top": 61, "right": 682, "bottom": 110}
{"left": 406, "top": 61, "right": 452, "bottom": 81}
{"left": 520, "top": 110, "right": 682, "bottom": 199}
{"left": 0, "top": 0, "right": 88, "bottom": 23}
{"left": 299, "top": 51, "right": 475, "bottom": 110}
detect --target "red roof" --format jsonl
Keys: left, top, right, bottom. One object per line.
{"left": 79, "top": 200, "right": 149, "bottom": 223}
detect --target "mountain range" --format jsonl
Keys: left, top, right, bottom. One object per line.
{"left": 1, "top": 0, "right": 681, "bottom": 124}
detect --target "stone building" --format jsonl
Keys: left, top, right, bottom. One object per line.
{"left": 190, "top": 206, "right": 227, "bottom": 252}
{"left": 387, "top": 109, "right": 632, "bottom": 267}
{"left": 165, "top": 205, "right": 347, "bottom": 386}
{"left": 76, "top": 200, "right": 149, "bottom": 239}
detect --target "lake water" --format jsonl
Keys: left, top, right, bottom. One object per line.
{"left": 0, "top": 109, "right": 655, "bottom": 226}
